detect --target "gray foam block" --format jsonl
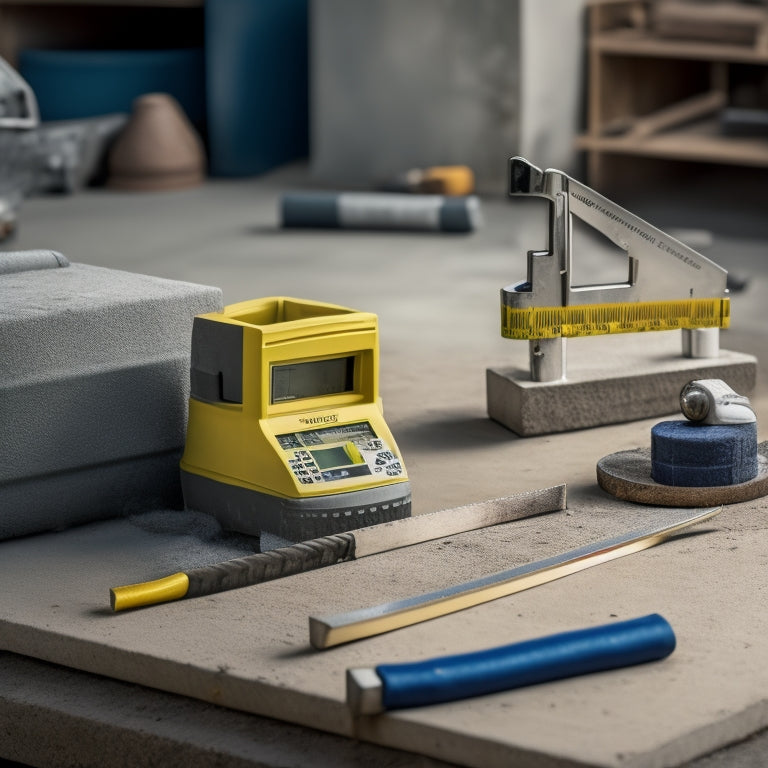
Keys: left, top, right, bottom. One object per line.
{"left": 0, "top": 259, "right": 223, "bottom": 539}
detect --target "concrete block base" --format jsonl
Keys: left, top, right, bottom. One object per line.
{"left": 487, "top": 335, "right": 758, "bottom": 437}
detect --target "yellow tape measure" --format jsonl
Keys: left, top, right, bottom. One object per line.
{"left": 501, "top": 298, "right": 730, "bottom": 340}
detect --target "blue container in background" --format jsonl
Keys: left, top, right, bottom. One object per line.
{"left": 18, "top": 48, "right": 206, "bottom": 127}
{"left": 205, "top": 0, "right": 308, "bottom": 176}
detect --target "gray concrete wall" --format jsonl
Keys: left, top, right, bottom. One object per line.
{"left": 519, "top": 0, "right": 588, "bottom": 174}
{"left": 310, "top": 0, "right": 586, "bottom": 194}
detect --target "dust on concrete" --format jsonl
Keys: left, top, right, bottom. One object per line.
{"left": 126, "top": 509, "right": 258, "bottom": 572}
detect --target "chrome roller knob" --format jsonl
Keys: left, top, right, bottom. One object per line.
{"left": 679, "top": 382, "right": 710, "bottom": 422}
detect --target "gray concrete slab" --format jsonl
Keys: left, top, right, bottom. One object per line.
{"left": 0, "top": 261, "right": 222, "bottom": 538}
{"left": 0, "top": 652, "right": 455, "bottom": 768}
{"left": 1, "top": 165, "right": 767, "bottom": 767}
{"left": 2, "top": 493, "right": 768, "bottom": 768}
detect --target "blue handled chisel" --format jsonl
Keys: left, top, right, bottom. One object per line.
{"left": 347, "top": 613, "right": 676, "bottom": 715}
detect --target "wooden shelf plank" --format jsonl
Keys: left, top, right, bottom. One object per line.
{"left": 592, "top": 29, "right": 768, "bottom": 65}
{"left": 577, "top": 123, "right": 768, "bottom": 168}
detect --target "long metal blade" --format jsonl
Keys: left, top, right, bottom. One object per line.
{"left": 309, "top": 505, "right": 721, "bottom": 649}
{"left": 110, "top": 483, "right": 566, "bottom": 611}
{"left": 353, "top": 483, "right": 566, "bottom": 557}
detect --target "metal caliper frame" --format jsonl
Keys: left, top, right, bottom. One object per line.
{"left": 503, "top": 157, "right": 729, "bottom": 382}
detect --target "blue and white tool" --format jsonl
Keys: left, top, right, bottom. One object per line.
{"left": 347, "top": 613, "right": 676, "bottom": 715}
{"left": 281, "top": 191, "right": 482, "bottom": 233}
{"left": 652, "top": 379, "right": 758, "bottom": 487}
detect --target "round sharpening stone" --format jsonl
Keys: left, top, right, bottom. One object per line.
{"left": 596, "top": 441, "right": 768, "bottom": 507}
{"left": 651, "top": 420, "right": 758, "bottom": 487}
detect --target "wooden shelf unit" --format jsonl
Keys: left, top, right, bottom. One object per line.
{"left": 578, "top": 0, "right": 768, "bottom": 189}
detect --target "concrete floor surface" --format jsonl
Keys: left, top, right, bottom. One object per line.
{"left": 1, "top": 164, "right": 767, "bottom": 767}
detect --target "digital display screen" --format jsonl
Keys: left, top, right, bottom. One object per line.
{"left": 271, "top": 356, "right": 355, "bottom": 403}
{"left": 310, "top": 446, "right": 353, "bottom": 469}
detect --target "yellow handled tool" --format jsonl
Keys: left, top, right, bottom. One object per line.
{"left": 111, "top": 484, "right": 566, "bottom": 611}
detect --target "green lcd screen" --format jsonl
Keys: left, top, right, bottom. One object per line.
{"left": 310, "top": 446, "right": 352, "bottom": 469}
{"left": 271, "top": 356, "right": 355, "bottom": 403}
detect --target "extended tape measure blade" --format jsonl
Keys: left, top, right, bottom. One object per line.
{"left": 501, "top": 298, "right": 730, "bottom": 341}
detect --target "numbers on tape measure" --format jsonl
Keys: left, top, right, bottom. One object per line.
{"left": 501, "top": 298, "right": 730, "bottom": 340}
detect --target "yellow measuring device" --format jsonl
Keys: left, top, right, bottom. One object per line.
{"left": 502, "top": 298, "right": 730, "bottom": 340}
{"left": 180, "top": 297, "right": 410, "bottom": 543}
{"left": 502, "top": 158, "right": 730, "bottom": 381}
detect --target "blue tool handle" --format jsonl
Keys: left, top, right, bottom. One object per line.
{"left": 376, "top": 613, "right": 675, "bottom": 710}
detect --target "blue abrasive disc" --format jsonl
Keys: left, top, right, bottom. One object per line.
{"left": 651, "top": 420, "right": 758, "bottom": 487}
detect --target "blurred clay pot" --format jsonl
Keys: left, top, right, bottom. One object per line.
{"left": 108, "top": 93, "right": 205, "bottom": 191}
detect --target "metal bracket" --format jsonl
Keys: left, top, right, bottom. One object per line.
{"left": 503, "top": 158, "right": 729, "bottom": 382}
